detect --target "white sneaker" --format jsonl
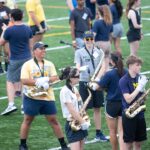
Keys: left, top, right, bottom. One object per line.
{"left": 1, "top": 105, "right": 17, "bottom": 115}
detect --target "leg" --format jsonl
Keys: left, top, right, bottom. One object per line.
{"left": 133, "top": 141, "right": 142, "bottom": 150}
{"left": 106, "top": 116, "right": 118, "bottom": 150}
{"left": 7, "top": 81, "right": 16, "bottom": 104}
{"left": 113, "top": 37, "right": 122, "bottom": 53}
{"left": 117, "top": 117, "right": 126, "bottom": 150}
{"left": 129, "top": 41, "right": 140, "bottom": 56}
{"left": 70, "top": 141, "right": 81, "bottom": 150}
{"left": 32, "top": 34, "right": 43, "bottom": 45}
{"left": 94, "top": 107, "right": 101, "bottom": 130}
{"left": 124, "top": 142, "right": 133, "bottom": 150}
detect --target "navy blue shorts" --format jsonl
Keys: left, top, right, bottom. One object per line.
{"left": 23, "top": 95, "right": 57, "bottom": 116}
{"left": 30, "top": 21, "right": 46, "bottom": 35}
{"left": 79, "top": 81, "right": 104, "bottom": 109}
{"left": 105, "top": 100, "right": 122, "bottom": 118}
{"left": 126, "top": 30, "right": 141, "bottom": 43}
{"left": 122, "top": 112, "right": 147, "bottom": 143}
{"left": 65, "top": 121, "right": 88, "bottom": 143}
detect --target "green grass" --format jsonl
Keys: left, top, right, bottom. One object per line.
{"left": 0, "top": 0, "right": 150, "bottom": 150}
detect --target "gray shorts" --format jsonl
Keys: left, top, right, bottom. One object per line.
{"left": 7, "top": 58, "right": 30, "bottom": 82}
{"left": 112, "top": 23, "right": 123, "bottom": 38}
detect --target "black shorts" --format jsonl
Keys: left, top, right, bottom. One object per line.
{"left": 105, "top": 100, "right": 122, "bottom": 118}
{"left": 122, "top": 112, "right": 147, "bottom": 143}
{"left": 126, "top": 30, "right": 141, "bottom": 43}
{"left": 65, "top": 121, "right": 88, "bottom": 143}
{"left": 30, "top": 21, "right": 46, "bottom": 35}
{"left": 79, "top": 81, "right": 104, "bottom": 109}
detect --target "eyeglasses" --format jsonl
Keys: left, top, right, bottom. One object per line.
{"left": 72, "top": 75, "right": 79, "bottom": 78}
{"left": 85, "top": 38, "right": 94, "bottom": 41}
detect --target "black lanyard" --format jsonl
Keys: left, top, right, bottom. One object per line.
{"left": 34, "top": 57, "right": 44, "bottom": 77}
{"left": 85, "top": 46, "right": 95, "bottom": 70}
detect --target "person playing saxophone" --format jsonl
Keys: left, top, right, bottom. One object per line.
{"left": 59, "top": 67, "right": 90, "bottom": 150}
{"left": 119, "top": 55, "right": 148, "bottom": 150}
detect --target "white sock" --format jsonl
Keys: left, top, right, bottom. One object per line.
{"left": 8, "top": 102, "right": 14, "bottom": 107}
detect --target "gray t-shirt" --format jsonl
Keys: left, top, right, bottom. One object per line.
{"left": 75, "top": 46, "right": 104, "bottom": 82}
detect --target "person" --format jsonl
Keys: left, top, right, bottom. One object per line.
{"left": 93, "top": 4, "right": 113, "bottom": 73}
{"left": 70, "top": 0, "right": 92, "bottom": 49}
{"left": 59, "top": 67, "right": 90, "bottom": 150}
{"left": 126, "top": 0, "right": 142, "bottom": 56}
{"left": 96, "top": 0, "right": 108, "bottom": 6}
{"left": 0, "top": 8, "right": 33, "bottom": 115}
{"left": 19, "top": 42, "right": 70, "bottom": 150}
{"left": 89, "top": 51, "right": 126, "bottom": 150}
{"left": 66, "top": 0, "right": 77, "bottom": 12}
{"left": 26, "top": 0, "right": 47, "bottom": 46}
{"left": 74, "top": 31, "right": 109, "bottom": 142}
{"left": 119, "top": 55, "right": 148, "bottom": 150}
{"left": 108, "top": 0, "right": 124, "bottom": 53}
{"left": 85, "top": 0, "right": 96, "bottom": 20}
{"left": 0, "top": 0, "right": 11, "bottom": 73}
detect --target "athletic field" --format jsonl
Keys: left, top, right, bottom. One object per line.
{"left": 0, "top": 0, "right": 150, "bottom": 149}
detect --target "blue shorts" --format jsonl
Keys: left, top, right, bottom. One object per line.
{"left": 65, "top": 121, "right": 88, "bottom": 143}
{"left": 105, "top": 100, "right": 122, "bottom": 118}
{"left": 30, "top": 21, "right": 46, "bottom": 35}
{"left": 112, "top": 23, "right": 123, "bottom": 38}
{"left": 23, "top": 95, "right": 57, "bottom": 116}
{"left": 7, "top": 58, "right": 30, "bottom": 82}
{"left": 79, "top": 81, "right": 104, "bottom": 109}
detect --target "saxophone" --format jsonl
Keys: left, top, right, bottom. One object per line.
{"left": 69, "top": 88, "right": 92, "bottom": 131}
{"left": 125, "top": 88, "right": 150, "bottom": 118}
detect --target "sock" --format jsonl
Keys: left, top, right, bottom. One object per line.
{"left": 58, "top": 137, "right": 67, "bottom": 148}
{"left": 8, "top": 102, "right": 14, "bottom": 107}
{"left": 20, "top": 139, "right": 27, "bottom": 147}
{"left": 96, "top": 129, "right": 101, "bottom": 136}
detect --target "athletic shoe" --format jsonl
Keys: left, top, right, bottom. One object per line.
{"left": 0, "top": 67, "right": 4, "bottom": 74}
{"left": 19, "top": 145, "right": 28, "bottom": 150}
{"left": 94, "top": 131, "right": 109, "bottom": 142}
{"left": 1, "top": 105, "right": 17, "bottom": 115}
{"left": 15, "top": 91, "right": 22, "bottom": 97}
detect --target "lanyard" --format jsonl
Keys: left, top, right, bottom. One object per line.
{"left": 34, "top": 57, "right": 44, "bottom": 77}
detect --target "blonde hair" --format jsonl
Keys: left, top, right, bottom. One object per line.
{"left": 98, "top": 5, "right": 112, "bottom": 25}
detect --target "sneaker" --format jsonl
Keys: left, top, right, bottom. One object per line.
{"left": 94, "top": 132, "right": 109, "bottom": 142}
{"left": 1, "top": 105, "right": 17, "bottom": 115}
{"left": 15, "top": 91, "right": 22, "bottom": 97}
{"left": 0, "top": 67, "right": 4, "bottom": 74}
{"left": 19, "top": 145, "right": 28, "bottom": 150}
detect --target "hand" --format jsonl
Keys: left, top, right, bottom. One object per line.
{"left": 35, "top": 77, "right": 49, "bottom": 88}
{"left": 81, "top": 122, "right": 90, "bottom": 130}
{"left": 42, "top": 82, "right": 49, "bottom": 90}
{"left": 136, "top": 75, "right": 148, "bottom": 92}
{"left": 88, "top": 81, "right": 98, "bottom": 91}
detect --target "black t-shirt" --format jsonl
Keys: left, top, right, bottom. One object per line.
{"left": 0, "top": 6, "right": 11, "bottom": 34}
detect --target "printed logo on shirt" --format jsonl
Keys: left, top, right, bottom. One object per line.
{"left": 82, "top": 13, "right": 88, "bottom": 20}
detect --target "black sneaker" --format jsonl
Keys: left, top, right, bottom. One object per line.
{"left": 94, "top": 131, "right": 109, "bottom": 142}
{"left": 0, "top": 67, "right": 4, "bottom": 74}
{"left": 19, "top": 145, "right": 28, "bottom": 150}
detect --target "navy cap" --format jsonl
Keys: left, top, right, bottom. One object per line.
{"left": 84, "top": 31, "right": 94, "bottom": 38}
{"left": 33, "top": 42, "right": 48, "bottom": 51}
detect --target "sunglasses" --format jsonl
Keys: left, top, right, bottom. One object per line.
{"left": 72, "top": 75, "right": 79, "bottom": 78}
{"left": 85, "top": 38, "right": 94, "bottom": 41}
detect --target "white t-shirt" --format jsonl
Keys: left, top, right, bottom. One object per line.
{"left": 60, "top": 85, "right": 82, "bottom": 120}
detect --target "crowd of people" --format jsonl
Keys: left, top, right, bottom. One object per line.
{"left": 0, "top": 0, "right": 148, "bottom": 150}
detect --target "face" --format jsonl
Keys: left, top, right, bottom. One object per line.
{"left": 34, "top": 47, "right": 46, "bottom": 60}
{"left": 84, "top": 37, "right": 94, "bottom": 48}
{"left": 130, "top": 62, "right": 141, "bottom": 74}
{"left": 70, "top": 72, "right": 80, "bottom": 85}
{"left": 77, "top": 0, "right": 85, "bottom": 7}
{"left": 135, "top": 0, "right": 141, "bottom": 7}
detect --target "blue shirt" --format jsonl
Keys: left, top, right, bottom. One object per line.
{"left": 110, "top": 4, "right": 120, "bottom": 24}
{"left": 92, "top": 19, "right": 113, "bottom": 41}
{"left": 119, "top": 73, "right": 144, "bottom": 117}
{"left": 4, "top": 24, "right": 33, "bottom": 60}
{"left": 99, "top": 68, "right": 126, "bottom": 101}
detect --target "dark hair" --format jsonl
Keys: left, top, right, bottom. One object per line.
{"left": 10, "top": 9, "right": 23, "bottom": 21}
{"left": 126, "top": 0, "right": 137, "bottom": 16}
{"left": 114, "top": 0, "right": 123, "bottom": 19}
{"left": 111, "top": 51, "right": 124, "bottom": 77}
{"left": 59, "top": 67, "right": 78, "bottom": 93}
{"left": 126, "top": 55, "right": 143, "bottom": 68}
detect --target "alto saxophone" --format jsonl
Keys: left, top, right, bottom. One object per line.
{"left": 69, "top": 88, "right": 92, "bottom": 131}
{"left": 125, "top": 88, "right": 150, "bottom": 118}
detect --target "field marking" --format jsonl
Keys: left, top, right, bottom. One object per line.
{"left": 48, "top": 128, "right": 150, "bottom": 150}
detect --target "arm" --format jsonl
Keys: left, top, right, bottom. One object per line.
{"left": 66, "top": 0, "right": 75, "bottom": 11}
{"left": 70, "top": 20, "right": 77, "bottom": 48}
{"left": 128, "top": 10, "right": 142, "bottom": 29}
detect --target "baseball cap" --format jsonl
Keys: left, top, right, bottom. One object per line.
{"left": 84, "top": 31, "right": 94, "bottom": 38}
{"left": 33, "top": 42, "right": 48, "bottom": 51}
